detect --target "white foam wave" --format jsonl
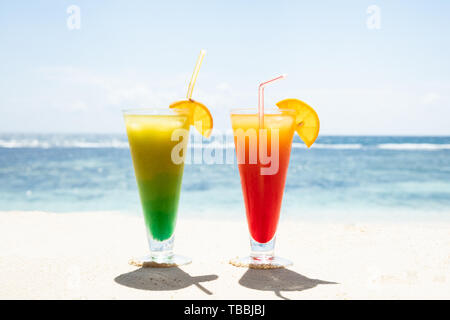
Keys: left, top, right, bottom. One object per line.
{"left": 377, "top": 143, "right": 450, "bottom": 151}
{"left": 0, "top": 139, "right": 129, "bottom": 149}
{"left": 293, "top": 143, "right": 363, "bottom": 150}
{"left": 1, "top": 139, "right": 449, "bottom": 152}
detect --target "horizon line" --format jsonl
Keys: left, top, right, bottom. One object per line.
{"left": 0, "top": 131, "right": 450, "bottom": 137}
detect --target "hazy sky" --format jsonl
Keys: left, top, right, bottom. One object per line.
{"left": 1, "top": 0, "right": 449, "bottom": 135}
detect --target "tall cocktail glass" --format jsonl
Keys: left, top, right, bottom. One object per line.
{"left": 124, "top": 108, "right": 191, "bottom": 267}
{"left": 230, "top": 108, "right": 296, "bottom": 268}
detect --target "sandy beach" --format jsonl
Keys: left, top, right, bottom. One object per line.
{"left": 0, "top": 211, "right": 449, "bottom": 299}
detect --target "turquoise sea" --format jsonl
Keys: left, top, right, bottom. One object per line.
{"left": 0, "top": 134, "right": 449, "bottom": 222}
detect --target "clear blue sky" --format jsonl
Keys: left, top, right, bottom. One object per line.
{"left": 1, "top": 0, "right": 449, "bottom": 135}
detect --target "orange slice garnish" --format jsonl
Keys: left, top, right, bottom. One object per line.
{"left": 170, "top": 99, "right": 213, "bottom": 138}
{"left": 276, "top": 98, "right": 320, "bottom": 148}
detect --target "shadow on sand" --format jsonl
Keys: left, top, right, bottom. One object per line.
{"left": 239, "top": 268, "right": 337, "bottom": 300}
{"left": 114, "top": 267, "right": 218, "bottom": 295}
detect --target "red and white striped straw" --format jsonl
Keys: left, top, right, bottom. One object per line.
{"left": 258, "top": 74, "right": 287, "bottom": 127}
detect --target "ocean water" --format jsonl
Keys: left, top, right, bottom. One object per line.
{"left": 0, "top": 134, "right": 449, "bottom": 222}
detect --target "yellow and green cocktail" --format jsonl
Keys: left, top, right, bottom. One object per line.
{"left": 123, "top": 50, "right": 212, "bottom": 267}
{"left": 124, "top": 109, "right": 191, "bottom": 266}
{"left": 125, "top": 110, "right": 189, "bottom": 242}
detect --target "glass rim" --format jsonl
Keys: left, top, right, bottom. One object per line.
{"left": 230, "top": 107, "right": 296, "bottom": 115}
{"left": 122, "top": 107, "right": 186, "bottom": 116}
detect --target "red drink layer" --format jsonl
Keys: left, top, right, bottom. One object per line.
{"left": 231, "top": 112, "right": 296, "bottom": 243}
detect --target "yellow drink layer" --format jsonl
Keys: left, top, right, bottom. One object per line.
{"left": 124, "top": 114, "right": 190, "bottom": 241}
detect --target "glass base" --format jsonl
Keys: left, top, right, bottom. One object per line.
{"left": 129, "top": 254, "right": 191, "bottom": 268}
{"left": 230, "top": 255, "right": 292, "bottom": 269}
{"left": 129, "top": 233, "right": 191, "bottom": 268}
{"left": 230, "top": 235, "right": 292, "bottom": 269}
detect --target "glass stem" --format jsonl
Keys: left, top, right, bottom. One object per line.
{"left": 147, "top": 233, "right": 175, "bottom": 263}
{"left": 250, "top": 235, "right": 276, "bottom": 262}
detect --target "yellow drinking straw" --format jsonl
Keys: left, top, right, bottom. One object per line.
{"left": 186, "top": 49, "right": 206, "bottom": 99}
